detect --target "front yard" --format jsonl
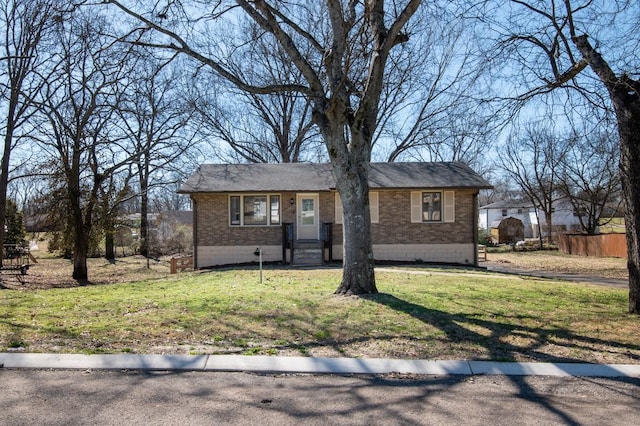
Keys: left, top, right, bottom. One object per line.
{"left": 1, "top": 255, "right": 638, "bottom": 364}
{"left": 486, "top": 250, "right": 628, "bottom": 280}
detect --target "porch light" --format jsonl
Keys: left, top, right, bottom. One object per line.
{"left": 290, "top": 197, "right": 295, "bottom": 205}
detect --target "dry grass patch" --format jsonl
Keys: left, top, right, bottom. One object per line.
{"left": 486, "top": 251, "right": 628, "bottom": 280}
{"left": 0, "top": 256, "right": 172, "bottom": 290}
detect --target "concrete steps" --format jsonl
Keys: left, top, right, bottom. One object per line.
{"left": 292, "top": 240, "right": 323, "bottom": 266}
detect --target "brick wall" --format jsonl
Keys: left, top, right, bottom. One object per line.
{"left": 193, "top": 189, "right": 476, "bottom": 249}
{"left": 193, "top": 192, "right": 335, "bottom": 246}
{"left": 193, "top": 193, "right": 283, "bottom": 246}
{"left": 332, "top": 190, "right": 476, "bottom": 246}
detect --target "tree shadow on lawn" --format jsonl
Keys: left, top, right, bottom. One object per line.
{"left": 363, "top": 293, "right": 640, "bottom": 426}
{"left": 363, "top": 293, "right": 640, "bottom": 364}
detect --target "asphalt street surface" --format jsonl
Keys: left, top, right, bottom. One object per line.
{"left": 1, "top": 369, "right": 639, "bottom": 425}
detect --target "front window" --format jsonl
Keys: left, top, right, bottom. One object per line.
{"left": 243, "top": 195, "right": 268, "bottom": 225}
{"left": 422, "top": 192, "right": 442, "bottom": 222}
{"left": 230, "top": 194, "right": 280, "bottom": 226}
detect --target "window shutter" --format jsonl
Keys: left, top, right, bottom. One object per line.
{"left": 370, "top": 192, "right": 379, "bottom": 223}
{"left": 411, "top": 191, "right": 422, "bottom": 223}
{"left": 335, "top": 192, "right": 343, "bottom": 224}
{"left": 444, "top": 191, "right": 455, "bottom": 222}
{"left": 336, "top": 191, "right": 379, "bottom": 223}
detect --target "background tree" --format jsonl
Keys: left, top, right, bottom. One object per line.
{"left": 3, "top": 198, "right": 25, "bottom": 245}
{"left": 372, "top": 5, "right": 497, "bottom": 170}
{"left": 498, "top": 122, "right": 568, "bottom": 247}
{"left": 0, "top": 0, "right": 55, "bottom": 264}
{"left": 118, "top": 54, "right": 197, "bottom": 260}
{"left": 192, "top": 34, "right": 323, "bottom": 164}
{"left": 33, "top": 8, "right": 136, "bottom": 280}
{"left": 559, "top": 127, "right": 621, "bottom": 235}
{"left": 401, "top": 109, "right": 497, "bottom": 177}
{"left": 477, "top": 0, "right": 640, "bottom": 312}
{"left": 97, "top": 171, "right": 135, "bottom": 260}
{"left": 108, "top": 0, "right": 422, "bottom": 295}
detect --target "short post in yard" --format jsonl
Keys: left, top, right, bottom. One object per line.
{"left": 253, "top": 247, "right": 262, "bottom": 283}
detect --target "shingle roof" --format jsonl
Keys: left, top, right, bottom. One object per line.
{"left": 178, "top": 162, "right": 492, "bottom": 193}
{"left": 479, "top": 200, "right": 534, "bottom": 210}
{"left": 368, "top": 162, "right": 491, "bottom": 189}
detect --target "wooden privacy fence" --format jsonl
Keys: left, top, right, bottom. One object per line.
{"left": 170, "top": 256, "right": 193, "bottom": 274}
{"left": 557, "top": 233, "right": 627, "bottom": 258}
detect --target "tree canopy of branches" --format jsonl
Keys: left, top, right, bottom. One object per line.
{"left": 372, "top": 5, "right": 496, "bottom": 170}
{"left": 0, "top": 0, "right": 55, "bottom": 262}
{"left": 107, "top": 0, "right": 423, "bottom": 295}
{"left": 33, "top": 8, "right": 137, "bottom": 280}
{"left": 499, "top": 122, "right": 568, "bottom": 247}
{"left": 478, "top": 0, "right": 640, "bottom": 313}
{"left": 559, "top": 127, "right": 621, "bottom": 235}
{"left": 119, "top": 54, "right": 199, "bottom": 260}
{"left": 191, "top": 33, "right": 323, "bottom": 164}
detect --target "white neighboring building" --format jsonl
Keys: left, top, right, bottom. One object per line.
{"left": 479, "top": 199, "right": 584, "bottom": 239}
{"left": 479, "top": 200, "right": 535, "bottom": 238}
{"left": 531, "top": 199, "right": 584, "bottom": 237}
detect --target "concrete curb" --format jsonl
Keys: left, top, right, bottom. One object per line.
{"left": 1, "top": 353, "right": 639, "bottom": 378}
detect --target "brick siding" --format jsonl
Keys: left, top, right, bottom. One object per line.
{"left": 332, "top": 190, "right": 475, "bottom": 245}
{"left": 193, "top": 189, "right": 476, "bottom": 251}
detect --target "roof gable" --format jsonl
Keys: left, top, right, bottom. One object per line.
{"left": 179, "top": 162, "right": 492, "bottom": 193}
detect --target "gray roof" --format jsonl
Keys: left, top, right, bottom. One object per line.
{"left": 479, "top": 200, "right": 534, "bottom": 210}
{"left": 178, "top": 162, "right": 492, "bottom": 193}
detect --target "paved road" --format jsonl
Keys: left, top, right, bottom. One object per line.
{"left": 1, "top": 369, "right": 639, "bottom": 425}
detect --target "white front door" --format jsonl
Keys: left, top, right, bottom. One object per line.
{"left": 296, "top": 193, "right": 319, "bottom": 240}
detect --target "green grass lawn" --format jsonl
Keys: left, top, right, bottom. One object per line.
{"left": 1, "top": 266, "right": 638, "bottom": 363}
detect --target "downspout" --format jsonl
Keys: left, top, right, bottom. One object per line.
{"left": 191, "top": 196, "right": 198, "bottom": 269}
{"left": 473, "top": 192, "right": 479, "bottom": 266}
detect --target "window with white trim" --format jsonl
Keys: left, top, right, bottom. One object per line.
{"left": 229, "top": 194, "right": 280, "bottom": 226}
{"left": 411, "top": 190, "right": 455, "bottom": 223}
{"left": 335, "top": 192, "right": 379, "bottom": 224}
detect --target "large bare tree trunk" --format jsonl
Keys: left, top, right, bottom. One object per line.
{"left": 70, "top": 208, "right": 90, "bottom": 281}
{"left": 571, "top": 35, "right": 640, "bottom": 313}
{"left": 320, "top": 120, "right": 378, "bottom": 295}
{"left": 332, "top": 158, "right": 377, "bottom": 295}
{"left": 617, "top": 102, "right": 640, "bottom": 314}
{"left": 69, "top": 150, "right": 90, "bottom": 282}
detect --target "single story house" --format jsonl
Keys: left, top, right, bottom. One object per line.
{"left": 178, "top": 162, "right": 492, "bottom": 268}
